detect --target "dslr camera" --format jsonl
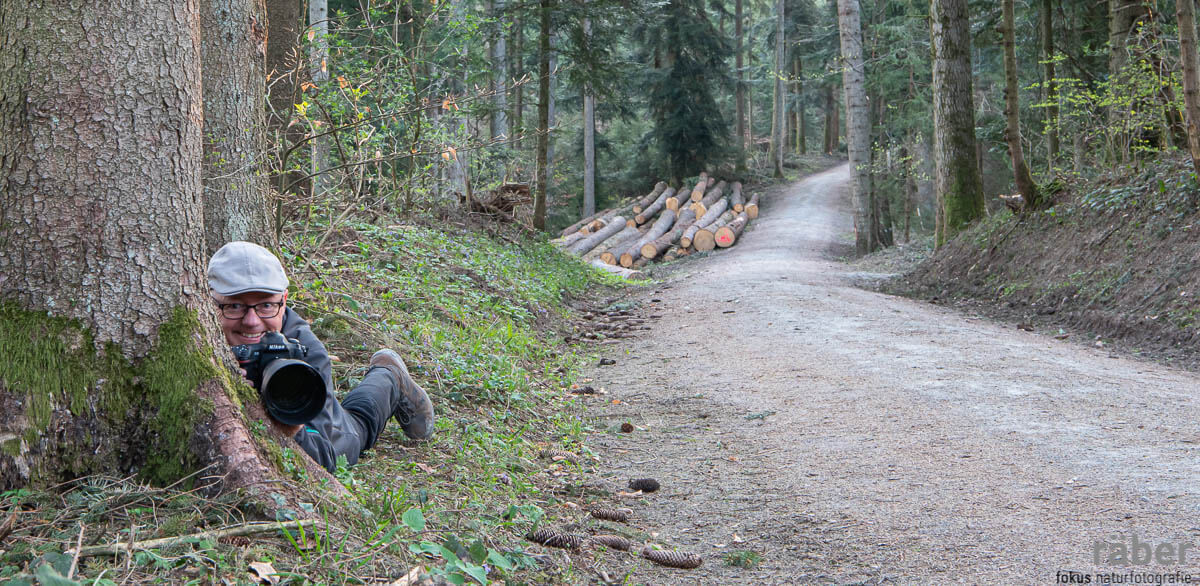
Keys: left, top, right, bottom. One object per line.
{"left": 231, "top": 331, "right": 326, "bottom": 426}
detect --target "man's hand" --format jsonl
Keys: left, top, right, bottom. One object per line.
{"left": 269, "top": 417, "right": 304, "bottom": 437}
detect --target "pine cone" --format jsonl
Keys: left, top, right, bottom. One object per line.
{"left": 525, "top": 528, "right": 583, "bottom": 550}
{"left": 540, "top": 449, "right": 579, "bottom": 464}
{"left": 588, "top": 507, "right": 631, "bottom": 523}
{"left": 641, "top": 546, "right": 702, "bottom": 569}
{"left": 628, "top": 478, "right": 660, "bottom": 493}
{"left": 590, "top": 535, "right": 633, "bottom": 551}
{"left": 620, "top": 422, "right": 634, "bottom": 433}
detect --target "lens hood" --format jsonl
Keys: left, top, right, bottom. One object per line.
{"left": 260, "top": 358, "right": 326, "bottom": 425}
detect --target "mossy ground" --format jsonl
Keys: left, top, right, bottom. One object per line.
{"left": 1, "top": 212, "right": 635, "bottom": 585}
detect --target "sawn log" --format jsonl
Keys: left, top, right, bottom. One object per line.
{"left": 620, "top": 208, "right": 676, "bottom": 267}
{"left": 640, "top": 207, "right": 697, "bottom": 260}
{"left": 714, "top": 211, "right": 750, "bottom": 247}
{"left": 568, "top": 216, "right": 627, "bottom": 256}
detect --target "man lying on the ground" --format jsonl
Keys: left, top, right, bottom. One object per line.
{"left": 206, "top": 241, "right": 435, "bottom": 472}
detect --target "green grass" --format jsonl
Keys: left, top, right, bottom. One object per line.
{"left": 1, "top": 217, "right": 633, "bottom": 585}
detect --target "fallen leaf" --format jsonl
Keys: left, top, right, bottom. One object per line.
{"left": 414, "top": 462, "right": 436, "bottom": 474}
{"left": 249, "top": 561, "right": 279, "bottom": 585}
{"left": 732, "top": 533, "right": 745, "bottom": 543}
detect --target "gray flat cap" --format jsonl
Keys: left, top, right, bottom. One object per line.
{"left": 207, "top": 241, "right": 289, "bottom": 296}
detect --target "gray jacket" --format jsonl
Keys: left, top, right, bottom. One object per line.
{"left": 280, "top": 307, "right": 364, "bottom": 472}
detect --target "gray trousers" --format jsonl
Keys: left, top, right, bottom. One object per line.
{"left": 295, "top": 366, "right": 398, "bottom": 471}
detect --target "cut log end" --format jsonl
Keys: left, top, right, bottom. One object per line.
{"left": 746, "top": 204, "right": 759, "bottom": 219}
{"left": 715, "top": 226, "right": 736, "bottom": 247}
{"left": 619, "top": 253, "right": 635, "bottom": 268}
{"left": 693, "top": 229, "right": 716, "bottom": 252}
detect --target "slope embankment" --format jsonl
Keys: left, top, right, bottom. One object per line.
{"left": 888, "top": 157, "right": 1200, "bottom": 369}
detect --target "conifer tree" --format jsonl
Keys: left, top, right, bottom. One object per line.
{"left": 642, "top": 0, "right": 732, "bottom": 181}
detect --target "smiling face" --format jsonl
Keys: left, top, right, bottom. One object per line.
{"left": 213, "top": 291, "right": 287, "bottom": 346}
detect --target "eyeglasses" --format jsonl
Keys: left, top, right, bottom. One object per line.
{"left": 217, "top": 301, "right": 284, "bottom": 320}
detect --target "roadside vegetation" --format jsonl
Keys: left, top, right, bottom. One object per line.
{"left": 0, "top": 212, "right": 632, "bottom": 584}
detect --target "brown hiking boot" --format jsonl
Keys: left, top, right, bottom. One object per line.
{"left": 369, "top": 349, "right": 435, "bottom": 440}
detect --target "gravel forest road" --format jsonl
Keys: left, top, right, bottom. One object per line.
{"left": 584, "top": 164, "right": 1200, "bottom": 584}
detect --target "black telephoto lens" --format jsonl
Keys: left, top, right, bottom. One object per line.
{"left": 260, "top": 359, "right": 326, "bottom": 425}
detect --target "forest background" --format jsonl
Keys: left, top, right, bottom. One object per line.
{"left": 4, "top": 0, "right": 1200, "bottom": 583}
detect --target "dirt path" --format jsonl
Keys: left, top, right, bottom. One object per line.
{"left": 583, "top": 164, "right": 1200, "bottom": 584}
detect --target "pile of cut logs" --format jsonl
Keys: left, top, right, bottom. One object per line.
{"left": 552, "top": 173, "right": 760, "bottom": 276}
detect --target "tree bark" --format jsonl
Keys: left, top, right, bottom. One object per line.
{"left": 533, "top": 0, "right": 552, "bottom": 230}
{"left": 838, "top": 0, "right": 874, "bottom": 255}
{"left": 582, "top": 15, "right": 596, "bottom": 217}
{"left": 689, "top": 173, "right": 709, "bottom": 202}
{"left": 621, "top": 209, "right": 677, "bottom": 267}
{"left": 265, "top": 0, "right": 306, "bottom": 197}
{"left": 202, "top": 0, "right": 274, "bottom": 255}
{"left": 491, "top": 0, "right": 509, "bottom": 140}
{"left": 731, "top": 181, "right": 746, "bottom": 212}
{"left": 642, "top": 207, "right": 698, "bottom": 259}
{"left": 1002, "top": 0, "right": 1041, "bottom": 209}
{"left": 771, "top": 0, "right": 786, "bottom": 178}
{"left": 636, "top": 188, "right": 675, "bottom": 224}
{"left": 596, "top": 225, "right": 646, "bottom": 264}
{"left": 931, "top": 0, "right": 986, "bottom": 246}
{"left": 794, "top": 57, "right": 804, "bottom": 155}
{"left": 745, "top": 192, "right": 761, "bottom": 219}
{"left": 1178, "top": 0, "right": 1200, "bottom": 179}
{"left": 512, "top": 13, "right": 524, "bottom": 149}
{"left": 1108, "top": 0, "right": 1148, "bottom": 78}
{"left": 735, "top": 0, "right": 747, "bottom": 170}
{"left": 824, "top": 83, "right": 835, "bottom": 154}
{"left": 568, "top": 215, "right": 626, "bottom": 255}
{"left": 689, "top": 180, "right": 727, "bottom": 219}
{"left": 1041, "top": 0, "right": 1059, "bottom": 173}
{"left": 308, "top": 0, "right": 332, "bottom": 197}
{"left": 0, "top": 0, "right": 290, "bottom": 492}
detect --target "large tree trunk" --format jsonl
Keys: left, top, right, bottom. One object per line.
{"left": 582, "top": 15, "right": 596, "bottom": 217}
{"left": 547, "top": 33, "right": 558, "bottom": 198}
{"left": 838, "top": 0, "right": 874, "bottom": 255}
{"left": 1178, "top": 0, "right": 1200, "bottom": 179}
{"left": 1108, "top": 0, "right": 1148, "bottom": 78}
{"left": 794, "top": 57, "right": 805, "bottom": 155}
{"left": 0, "top": 0, "right": 291, "bottom": 492}
{"left": 735, "top": 0, "right": 746, "bottom": 171}
{"left": 824, "top": 83, "right": 835, "bottom": 154}
{"left": 1002, "top": 0, "right": 1041, "bottom": 209}
{"left": 202, "top": 0, "right": 274, "bottom": 255}
{"left": 265, "top": 0, "right": 307, "bottom": 198}
{"left": 533, "top": 0, "right": 551, "bottom": 230}
{"left": 512, "top": 14, "right": 524, "bottom": 149}
{"left": 1041, "top": 0, "right": 1059, "bottom": 173}
{"left": 770, "top": 0, "right": 786, "bottom": 179}
{"left": 308, "top": 0, "right": 332, "bottom": 197}
{"left": 931, "top": 0, "right": 986, "bottom": 246}
{"left": 491, "top": 0, "right": 509, "bottom": 140}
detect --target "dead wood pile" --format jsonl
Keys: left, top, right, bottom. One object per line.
{"left": 554, "top": 178, "right": 762, "bottom": 276}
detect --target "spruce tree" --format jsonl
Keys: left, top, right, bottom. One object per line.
{"left": 641, "top": 0, "right": 732, "bottom": 181}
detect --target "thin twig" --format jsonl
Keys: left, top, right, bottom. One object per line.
{"left": 69, "top": 520, "right": 319, "bottom": 558}
{"left": 67, "top": 522, "right": 84, "bottom": 579}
